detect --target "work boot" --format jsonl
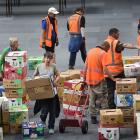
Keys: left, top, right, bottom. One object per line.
{"left": 69, "top": 66, "right": 74, "bottom": 70}
{"left": 91, "top": 116, "right": 98, "bottom": 124}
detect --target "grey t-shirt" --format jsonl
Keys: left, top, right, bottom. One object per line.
{"left": 34, "top": 63, "right": 58, "bottom": 80}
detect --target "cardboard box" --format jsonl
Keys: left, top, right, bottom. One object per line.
{"left": 28, "top": 56, "right": 43, "bottom": 70}
{"left": 100, "top": 109, "right": 123, "bottom": 126}
{"left": 115, "top": 93, "right": 133, "bottom": 107}
{"left": 56, "top": 69, "right": 80, "bottom": 87}
{"left": 25, "top": 76, "right": 54, "bottom": 100}
{"left": 4, "top": 66, "right": 27, "bottom": 80}
{"left": 57, "top": 87, "right": 64, "bottom": 98}
{"left": 9, "top": 105, "right": 29, "bottom": 134}
{"left": 2, "top": 111, "right": 9, "bottom": 124}
{"left": 123, "top": 116, "right": 134, "bottom": 125}
{"left": 64, "top": 79, "right": 84, "bottom": 90}
{"left": 136, "top": 113, "right": 140, "bottom": 138}
{"left": 5, "top": 51, "right": 27, "bottom": 68}
{"left": 3, "top": 79, "right": 25, "bottom": 89}
{"left": 116, "top": 78, "right": 137, "bottom": 93}
{"left": 3, "top": 124, "right": 9, "bottom": 134}
{"left": 5, "top": 88, "right": 25, "bottom": 98}
{"left": 63, "top": 104, "right": 88, "bottom": 116}
{"left": 63, "top": 92, "right": 88, "bottom": 105}
{"left": 22, "top": 121, "right": 44, "bottom": 139}
{"left": 120, "top": 108, "right": 134, "bottom": 117}
{"left": 123, "top": 56, "right": 140, "bottom": 64}
{"left": 133, "top": 95, "right": 140, "bottom": 111}
{"left": 98, "top": 127, "right": 119, "bottom": 140}
{"left": 124, "top": 63, "right": 140, "bottom": 77}
{"left": 8, "top": 98, "right": 22, "bottom": 109}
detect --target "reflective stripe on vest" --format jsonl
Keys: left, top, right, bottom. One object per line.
{"left": 105, "top": 36, "right": 123, "bottom": 76}
{"left": 40, "top": 16, "right": 58, "bottom": 48}
{"left": 68, "top": 14, "right": 81, "bottom": 34}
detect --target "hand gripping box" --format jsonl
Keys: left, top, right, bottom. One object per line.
{"left": 116, "top": 78, "right": 137, "bottom": 94}
{"left": 22, "top": 121, "right": 44, "bottom": 139}
{"left": 100, "top": 109, "right": 123, "bottom": 127}
{"left": 98, "top": 127, "right": 119, "bottom": 140}
{"left": 25, "top": 76, "right": 55, "bottom": 100}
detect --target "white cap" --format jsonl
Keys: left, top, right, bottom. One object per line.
{"left": 48, "top": 7, "right": 59, "bottom": 15}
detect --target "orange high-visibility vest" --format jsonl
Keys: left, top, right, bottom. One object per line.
{"left": 40, "top": 16, "right": 58, "bottom": 48}
{"left": 105, "top": 36, "right": 123, "bottom": 77}
{"left": 85, "top": 47, "right": 105, "bottom": 85}
{"left": 68, "top": 14, "right": 81, "bottom": 34}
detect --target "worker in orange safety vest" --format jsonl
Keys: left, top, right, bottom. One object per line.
{"left": 40, "top": 7, "right": 59, "bottom": 63}
{"left": 83, "top": 41, "right": 117, "bottom": 124}
{"left": 104, "top": 28, "right": 139, "bottom": 109}
{"left": 67, "top": 7, "right": 87, "bottom": 69}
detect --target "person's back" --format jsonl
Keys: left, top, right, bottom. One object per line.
{"left": 85, "top": 47, "right": 105, "bottom": 85}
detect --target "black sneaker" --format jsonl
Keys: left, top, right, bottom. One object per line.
{"left": 91, "top": 116, "right": 98, "bottom": 124}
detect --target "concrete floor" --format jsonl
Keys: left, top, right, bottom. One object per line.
{"left": 0, "top": 0, "right": 140, "bottom": 139}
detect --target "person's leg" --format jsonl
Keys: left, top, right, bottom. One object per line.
{"left": 40, "top": 100, "right": 48, "bottom": 124}
{"left": 88, "top": 86, "right": 98, "bottom": 124}
{"left": 48, "top": 98, "right": 56, "bottom": 132}
{"left": 69, "top": 52, "right": 77, "bottom": 69}
{"left": 106, "top": 78, "right": 116, "bottom": 109}
{"left": 80, "top": 41, "right": 87, "bottom": 62}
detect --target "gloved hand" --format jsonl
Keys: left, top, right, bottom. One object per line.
{"left": 42, "top": 42, "right": 46, "bottom": 49}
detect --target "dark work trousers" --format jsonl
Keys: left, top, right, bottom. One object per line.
{"left": 40, "top": 97, "right": 56, "bottom": 129}
{"left": 106, "top": 72, "right": 125, "bottom": 109}
{"left": 69, "top": 41, "right": 87, "bottom": 67}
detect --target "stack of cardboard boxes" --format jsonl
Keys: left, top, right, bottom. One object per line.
{"left": 2, "top": 51, "right": 29, "bottom": 134}
{"left": 99, "top": 109, "right": 123, "bottom": 140}
{"left": 63, "top": 79, "right": 88, "bottom": 116}
{"left": 57, "top": 70, "right": 81, "bottom": 103}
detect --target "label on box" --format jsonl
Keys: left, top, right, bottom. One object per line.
{"left": 98, "top": 127, "right": 119, "bottom": 140}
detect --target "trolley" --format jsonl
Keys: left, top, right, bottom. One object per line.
{"left": 59, "top": 81, "right": 89, "bottom": 134}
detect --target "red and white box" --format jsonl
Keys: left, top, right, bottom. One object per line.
{"left": 98, "top": 127, "right": 119, "bottom": 140}
{"left": 63, "top": 103, "right": 88, "bottom": 116}
{"left": 64, "top": 79, "right": 84, "bottom": 90}
{"left": 5, "top": 51, "right": 27, "bottom": 68}
{"left": 4, "top": 66, "right": 27, "bottom": 80}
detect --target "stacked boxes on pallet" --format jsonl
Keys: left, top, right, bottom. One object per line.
{"left": 2, "top": 51, "right": 29, "bottom": 134}
{"left": 63, "top": 79, "right": 88, "bottom": 116}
